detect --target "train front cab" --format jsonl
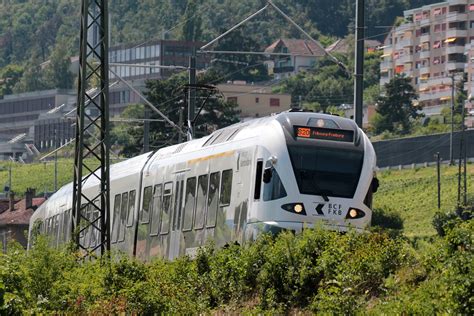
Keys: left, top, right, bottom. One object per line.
{"left": 246, "top": 114, "right": 377, "bottom": 239}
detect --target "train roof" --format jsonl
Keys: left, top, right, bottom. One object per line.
{"left": 52, "top": 111, "right": 360, "bottom": 192}
{"left": 151, "top": 111, "right": 359, "bottom": 157}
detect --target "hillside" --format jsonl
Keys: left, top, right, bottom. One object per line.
{"left": 0, "top": 0, "right": 441, "bottom": 96}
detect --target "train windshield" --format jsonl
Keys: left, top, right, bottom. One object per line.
{"left": 288, "top": 145, "right": 364, "bottom": 198}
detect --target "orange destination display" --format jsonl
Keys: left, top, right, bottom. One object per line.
{"left": 294, "top": 126, "right": 354, "bottom": 142}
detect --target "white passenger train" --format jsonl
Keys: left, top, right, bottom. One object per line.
{"left": 28, "top": 111, "right": 378, "bottom": 260}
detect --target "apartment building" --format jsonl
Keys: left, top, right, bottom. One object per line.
{"left": 380, "top": 0, "right": 474, "bottom": 116}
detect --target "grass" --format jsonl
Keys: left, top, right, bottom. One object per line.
{"left": 1, "top": 157, "right": 471, "bottom": 239}
{"left": 0, "top": 158, "right": 115, "bottom": 197}
{"left": 374, "top": 163, "right": 473, "bottom": 238}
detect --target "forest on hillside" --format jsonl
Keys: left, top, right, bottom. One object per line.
{"left": 0, "top": 0, "right": 440, "bottom": 95}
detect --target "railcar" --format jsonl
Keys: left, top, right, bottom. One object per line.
{"left": 28, "top": 111, "right": 378, "bottom": 260}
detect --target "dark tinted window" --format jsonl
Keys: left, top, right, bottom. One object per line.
{"left": 263, "top": 168, "right": 287, "bottom": 201}
{"left": 150, "top": 184, "right": 162, "bottom": 236}
{"left": 112, "top": 194, "right": 121, "bottom": 243}
{"left": 206, "top": 172, "right": 220, "bottom": 227}
{"left": 254, "top": 161, "right": 263, "bottom": 199}
{"left": 220, "top": 169, "right": 233, "bottom": 205}
{"left": 288, "top": 146, "right": 363, "bottom": 198}
{"left": 141, "top": 186, "right": 152, "bottom": 223}
{"left": 194, "top": 175, "right": 208, "bottom": 229}
{"left": 160, "top": 182, "right": 172, "bottom": 234}
{"left": 126, "top": 190, "right": 136, "bottom": 227}
{"left": 118, "top": 192, "right": 128, "bottom": 242}
{"left": 183, "top": 177, "right": 196, "bottom": 231}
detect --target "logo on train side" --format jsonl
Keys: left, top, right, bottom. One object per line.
{"left": 314, "top": 203, "right": 343, "bottom": 216}
{"left": 315, "top": 204, "right": 325, "bottom": 216}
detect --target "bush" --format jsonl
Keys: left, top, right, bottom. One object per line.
{"left": 0, "top": 221, "right": 471, "bottom": 313}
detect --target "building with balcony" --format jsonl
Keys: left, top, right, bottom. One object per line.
{"left": 380, "top": 0, "right": 474, "bottom": 116}
{"left": 264, "top": 39, "right": 326, "bottom": 79}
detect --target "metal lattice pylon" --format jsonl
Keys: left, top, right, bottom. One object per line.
{"left": 72, "top": 0, "right": 110, "bottom": 259}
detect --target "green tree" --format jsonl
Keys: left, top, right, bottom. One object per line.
{"left": 43, "top": 43, "right": 75, "bottom": 90}
{"left": 12, "top": 57, "right": 48, "bottom": 93}
{"left": 280, "top": 55, "right": 353, "bottom": 111}
{"left": 0, "top": 64, "right": 23, "bottom": 97}
{"left": 455, "top": 73, "right": 467, "bottom": 116}
{"left": 180, "top": 0, "right": 203, "bottom": 41}
{"left": 117, "top": 70, "right": 240, "bottom": 156}
{"left": 110, "top": 104, "right": 146, "bottom": 157}
{"left": 373, "top": 75, "right": 421, "bottom": 134}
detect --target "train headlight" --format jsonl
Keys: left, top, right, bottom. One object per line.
{"left": 346, "top": 208, "right": 365, "bottom": 219}
{"left": 294, "top": 204, "right": 304, "bottom": 213}
{"left": 281, "top": 203, "right": 307, "bottom": 215}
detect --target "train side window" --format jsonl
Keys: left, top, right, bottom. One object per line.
{"left": 126, "top": 190, "right": 136, "bottom": 227}
{"left": 53, "top": 215, "right": 60, "bottom": 247}
{"left": 63, "top": 209, "right": 71, "bottom": 242}
{"left": 160, "top": 182, "right": 173, "bottom": 234}
{"left": 150, "top": 184, "right": 162, "bottom": 236}
{"left": 140, "top": 186, "right": 153, "bottom": 224}
{"left": 220, "top": 169, "right": 233, "bottom": 206}
{"left": 90, "top": 209, "right": 99, "bottom": 248}
{"left": 254, "top": 160, "right": 263, "bottom": 200}
{"left": 172, "top": 181, "right": 181, "bottom": 231}
{"left": 30, "top": 219, "right": 43, "bottom": 245}
{"left": 118, "top": 192, "right": 129, "bottom": 242}
{"left": 182, "top": 177, "right": 196, "bottom": 231}
{"left": 84, "top": 206, "right": 92, "bottom": 248}
{"left": 111, "top": 194, "right": 121, "bottom": 243}
{"left": 206, "top": 172, "right": 220, "bottom": 228}
{"left": 79, "top": 204, "right": 87, "bottom": 243}
{"left": 194, "top": 174, "right": 209, "bottom": 230}
{"left": 45, "top": 218, "right": 51, "bottom": 235}
{"left": 174, "top": 180, "right": 184, "bottom": 231}
{"left": 263, "top": 168, "right": 287, "bottom": 201}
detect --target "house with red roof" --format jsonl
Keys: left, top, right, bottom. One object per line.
{"left": 264, "top": 38, "right": 326, "bottom": 79}
{"left": 0, "top": 188, "right": 45, "bottom": 252}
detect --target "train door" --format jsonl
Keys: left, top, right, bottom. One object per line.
{"left": 135, "top": 184, "right": 153, "bottom": 261}
{"left": 169, "top": 173, "right": 185, "bottom": 260}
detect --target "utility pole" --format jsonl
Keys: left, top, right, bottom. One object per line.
{"left": 72, "top": 0, "right": 111, "bottom": 259}
{"left": 143, "top": 108, "right": 150, "bottom": 153}
{"left": 449, "top": 74, "right": 455, "bottom": 165}
{"left": 457, "top": 137, "right": 463, "bottom": 209}
{"left": 436, "top": 152, "right": 441, "bottom": 210}
{"left": 8, "top": 163, "right": 12, "bottom": 192}
{"left": 187, "top": 52, "right": 196, "bottom": 140}
{"left": 43, "top": 161, "right": 47, "bottom": 198}
{"left": 178, "top": 106, "right": 184, "bottom": 144}
{"left": 461, "top": 100, "right": 467, "bottom": 206}
{"left": 353, "top": 0, "right": 365, "bottom": 128}
{"left": 54, "top": 129, "right": 58, "bottom": 192}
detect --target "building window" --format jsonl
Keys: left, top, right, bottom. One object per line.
{"left": 270, "top": 98, "right": 280, "bottom": 107}
{"left": 227, "top": 97, "right": 238, "bottom": 104}
{"left": 255, "top": 97, "right": 259, "bottom": 103}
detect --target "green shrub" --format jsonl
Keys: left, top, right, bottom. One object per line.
{"left": 0, "top": 219, "right": 471, "bottom": 314}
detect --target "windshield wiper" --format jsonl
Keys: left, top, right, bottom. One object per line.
{"left": 301, "top": 171, "right": 330, "bottom": 202}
